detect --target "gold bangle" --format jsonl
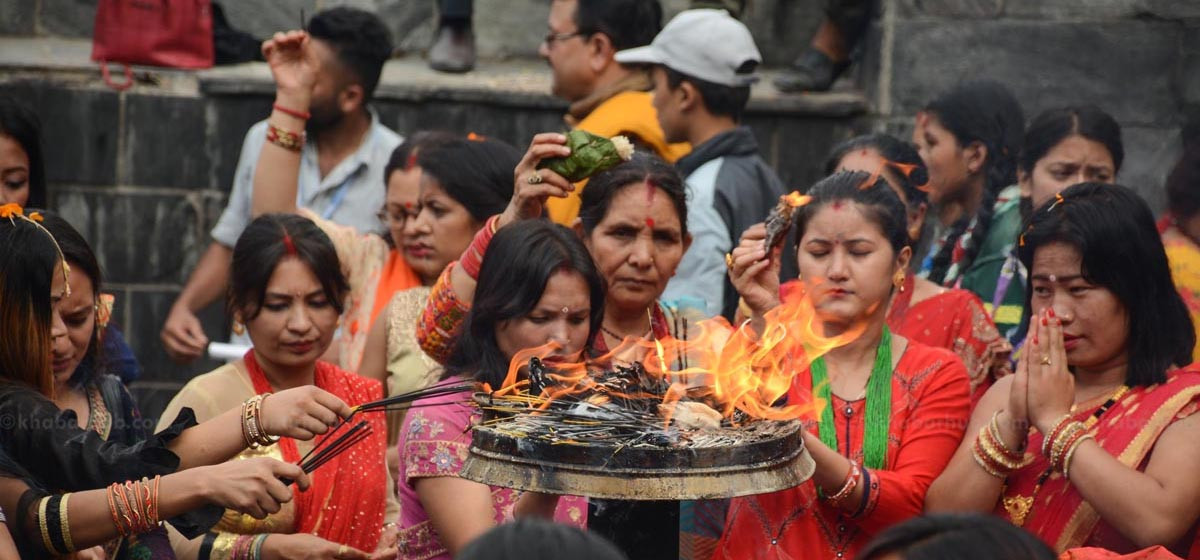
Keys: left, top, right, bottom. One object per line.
{"left": 1041, "top": 414, "right": 1074, "bottom": 456}
{"left": 1050, "top": 423, "right": 1085, "bottom": 468}
{"left": 38, "top": 496, "right": 56, "bottom": 555}
{"left": 253, "top": 393, "right": 280, "bottom": 447}
{"left": 988, "top": 411, "right": 1025, "bottom": 459}
{"left": 978, "top": 428, "right": 1019, "bottom": 471}
{"left": 1062, "top": 434, "right": 1094, "bottom": 479}
{"left": 971, "top": 440, "right": 1007, "bottom": 478}
{"left": 59, "top": 493, "right": 74, "bottom": 553}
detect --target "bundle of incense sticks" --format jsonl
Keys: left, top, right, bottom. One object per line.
{"left": 278, "top": 382, "right": 476, "bottom": 484}
{"left": 348, "top": 381, "right": 477, "bottom": 419}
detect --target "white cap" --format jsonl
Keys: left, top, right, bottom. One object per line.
{"left": 615, "top": 9, "right": 761, "bottom": 88}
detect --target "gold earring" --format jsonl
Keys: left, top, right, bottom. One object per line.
{"left": 894, "top": 272, "right": 906, "bottom": 292}
{"left": 232, "top": 321, "right": 245, "bottom": 335}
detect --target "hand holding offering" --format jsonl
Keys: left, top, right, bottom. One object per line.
{"left": 536, "top": 130, "right": 634, "bottom": 183}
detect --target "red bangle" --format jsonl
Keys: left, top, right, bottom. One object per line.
{"left": 460, "top": 215, "right": 500, "bottom": 280}
{"left": 273, "top": 103, "right": 311, "bottom": 120}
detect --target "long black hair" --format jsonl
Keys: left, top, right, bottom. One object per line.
{"left": 1018, "top": 182, "right": 1194, "bottom": 386}
{"left": 796, "top": 170, "right": 911, "bottom": 257}
{"left": 38, "top": 212, "right": 104, "bottom": 388}
{"left": 858, "top": 513, "right": 1055, "bottom": 560}
{"left": 1018, "top": 105, "right": 1123, "bottom": 220}
{"left": 923, "top": 80, "right": 1024, "bottom": 285}
{"left": 0, "top": 96, "right": 47, "bottom": 209}
{"left": 579, "top": 152, "right": 689, "bottom": 237}
{"left": 444, "top": 221, "right": 605, "bottom": 388}
{"left": 416, "top": 136, "right": 522, "bottom": 223}
{"left": 229, "top": 214, "right": 350, "bottom": 321}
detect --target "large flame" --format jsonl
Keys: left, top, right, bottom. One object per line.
{"left": 492, "top": 280, "right": 863, "bottom": 427}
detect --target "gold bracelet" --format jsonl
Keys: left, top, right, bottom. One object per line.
{"left": 266, "top": 123, "right": 305, "bottom": 152}
{"left": 980, "top": 424, "right": 1027, "bottom": 471}
{"left": 60, "top": 493, "right": 74, "bottom": 552}
{"left": 1062, "top": 434, "right": 1094, "bottom": 479}
{"left": 988, "top": 411, "right": 1025, "bottom": 458}
{"left": 242, "top": 395, "right": 262, "bottom": 448}
{"left": 253, "top": 393, "right": 280, "bottom": 447}
{"left": 971, "top": 439, "right": 1007, "bottom": 478}
{"left": 1050, "top": 423, "right": 1085, "bottom": 468}
{"left": 1041, "top": 414, "right": 1074, "bottom": 456}
{"left": 38, "top": 496, "right": 56, "bottom": 555}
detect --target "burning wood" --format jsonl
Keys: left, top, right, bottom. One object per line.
{"left": 762, "top": 191, "right": 812, "bottom": 253}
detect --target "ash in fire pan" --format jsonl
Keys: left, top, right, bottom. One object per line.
{"left": 460, "top": 358, "right": 815, "bottom": 501}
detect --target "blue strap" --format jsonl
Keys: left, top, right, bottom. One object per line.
{"left": 320, "top": 173, "right": 355, "bottom": 220}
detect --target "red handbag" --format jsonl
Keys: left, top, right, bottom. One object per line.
{"left": 92, "top": 0, "right": 215, "bottom": 89}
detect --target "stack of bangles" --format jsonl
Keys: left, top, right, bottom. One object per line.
{"left": 972, "top": 411, "right": 1031, "bottom": 478}
{"left": 229, "top": 534, "right": 271, "bottom": 560}
{"left": 459, "top": 215, "right": 500, "bottom": 279}
{"left": 1041, "top": 414, "right": 1094, "bottom": 479}
{"left": 104, "top": 476, "right": 162, "bottom": 540}
{"left": 266, "top": 103, "right": 308, "bottom": 152}
{"left": 241, "top": 393, "right": 280, "bottom": 449}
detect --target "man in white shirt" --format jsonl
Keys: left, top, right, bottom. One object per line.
{"left": 160, "top": 7, "right": 402, "bottom": 363}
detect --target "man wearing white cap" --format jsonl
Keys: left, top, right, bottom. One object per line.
{"left": 616, "top": 9, "right": 790, "bottom": 323}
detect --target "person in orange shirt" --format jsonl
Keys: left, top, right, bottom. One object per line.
{"left": 539, "top": 0, "right": 691, "bottom": 224}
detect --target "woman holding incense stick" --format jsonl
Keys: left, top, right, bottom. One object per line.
{"left": 926, "top": 184, "right": 1200, "bottom": 556}
{"left": 0, "top": 206, "right": 357, "bottom": 557}
{"left": 719, "top": 170, "right": 972, "bottom": 559}
{"left": 158, "top": 214, "right": 393, "bottom": 560}
{"left": 398, "top": 220, "right": 595, "bottom": 559}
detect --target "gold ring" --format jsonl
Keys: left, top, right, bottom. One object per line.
{"left": 1039, "top": 355, "right": 1052, "bottom": 366}
{"left": 338, "top": 545, "right": 348, "bottom": 556}
{"left": 725, "top": 253, "right": 734, "bottom": 269}
{"left": 527, "top": 172, "right": 543, "bottom": 184}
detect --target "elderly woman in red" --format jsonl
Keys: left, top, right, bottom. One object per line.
{"left": 926, "top": 183, "right": 1200, "bottom": 557}
{"left": 719, "top": 170, "right": 972, "bottom": 559}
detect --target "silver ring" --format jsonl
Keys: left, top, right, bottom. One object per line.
{"left": 527, "top": 172, "right": 543, "bottom": 184}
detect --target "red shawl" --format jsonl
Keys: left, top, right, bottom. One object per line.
{"left": 244, "top": 351, "right": 387, "bottom": 551}
{"left": 997, "top": 368, "right": 1200, "bottom": 556}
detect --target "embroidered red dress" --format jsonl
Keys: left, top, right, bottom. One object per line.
{"left": 714, "top": 342, "right": 971, "bottom": 560}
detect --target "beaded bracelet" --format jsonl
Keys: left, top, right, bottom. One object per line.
{"left": 266, "top": 123, "right": 305, "bottom": 152}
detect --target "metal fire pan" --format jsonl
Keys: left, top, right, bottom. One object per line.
{"left": 460, "top": 419, "right": 814, "bottom": 501}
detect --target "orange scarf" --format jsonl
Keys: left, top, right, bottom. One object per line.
{"left": 244, "top": 351, "right": 387, "bottom": 551}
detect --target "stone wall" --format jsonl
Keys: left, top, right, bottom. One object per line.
{"left": 4, "top": 0, "right": 819, "bottom": 65}
{"left": 863, "top": 0, "right": 1200, "bottom": 210}
{"left": 0, "top": 50, "right": 865, "bottom": 419}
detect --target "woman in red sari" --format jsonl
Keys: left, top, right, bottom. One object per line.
{"left": 720, "top": 170, "right": 972, "bottom": 559}
{"left": 159, "top": 214, "right": 392, "bottom": 560}
{"left": 827, "top": 134, "right": 1012, "bottom": 403}
{"left": 926, "top": 183, "right": 1200, "bottom": 557}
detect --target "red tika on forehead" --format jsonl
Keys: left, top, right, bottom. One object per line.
{"left": 405, "top": 151, "right": 418, "bottom": 171}
{"left": 282, "top": 232, "right": 297, "bottom": 256}
{"left": 645, "top": 217, "right": 656, "bottom": 229}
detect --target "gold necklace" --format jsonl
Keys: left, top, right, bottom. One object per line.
{"left": 1002, "top": 385, "right": 1129, "bottom": 526}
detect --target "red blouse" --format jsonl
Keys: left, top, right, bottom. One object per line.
{"left": 888, "top": 273, "right": 1012, "bottom": 405}
{"left": 714, "top": 342, "right": 971, "bottom": 560}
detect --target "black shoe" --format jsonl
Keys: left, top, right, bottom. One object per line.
{"left": 429, "top": 24, "right": 475, "bottom": 74}
{"left": 774, "top": 49, "right": 849, "bottom": 93}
